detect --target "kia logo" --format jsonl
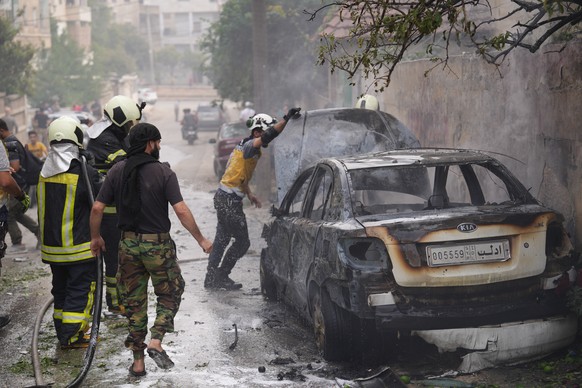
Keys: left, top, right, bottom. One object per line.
{"left": 457, "top": 223, "right": 477, "bottom": 233}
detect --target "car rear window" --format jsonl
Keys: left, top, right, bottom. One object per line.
{"left": 349, "top": 162, "right": 518, "bottom": 216}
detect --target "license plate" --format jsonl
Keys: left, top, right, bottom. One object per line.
{"left": 426, "top": 240, "right": 510, "bottom": 267}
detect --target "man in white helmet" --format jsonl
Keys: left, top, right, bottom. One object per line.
{"left": 205, "top": 107, "right": 301, "bottom": 290}
{"left": 37, "top": 116, "right": 102, "bottom": 349}
{"left": 86, "top": 95, "right": 144, "bottom": 317}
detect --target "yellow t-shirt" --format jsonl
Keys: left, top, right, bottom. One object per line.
{"left": 26, "top": 142, "right": 48, "bottom": 159}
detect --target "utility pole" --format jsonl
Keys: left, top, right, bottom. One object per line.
{"left": 251, "top": 0, "right": 266, "bottom": 111}
{"left": 251, "top": 0, "right": 272, "bottom": 200}
{"left": 145, "top": 6, "right": 156, "bottom": 85}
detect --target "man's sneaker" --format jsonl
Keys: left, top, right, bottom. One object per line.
{"left": 0, "top": 315, "right": 10, "bottom": 329}
{"left": 6, "top": 244, "right": 27, "bottom": 254}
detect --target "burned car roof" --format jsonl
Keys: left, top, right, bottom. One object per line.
{"left": 335, "top": 148, "right": 501, "bottom": 170}
{"left": 273, "top": 107, "right": 420, "bottom": 204}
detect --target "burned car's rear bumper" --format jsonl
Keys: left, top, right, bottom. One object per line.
{"left": 373, "top": 290, "right": 571, "bottom": 331}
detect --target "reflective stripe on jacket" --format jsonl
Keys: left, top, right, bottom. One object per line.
{"left": 37, "top": 161, "right": 95, "bottom": 264}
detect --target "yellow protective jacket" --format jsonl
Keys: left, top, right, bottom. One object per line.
{"left": 37, "top": 160, "right": 100, "bottom": 264}
{"left": 219, "top": 138, "right": 261, "bottom": 197}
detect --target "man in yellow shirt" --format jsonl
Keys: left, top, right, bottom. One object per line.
{"left": 26, "top": 131, "right": 48, "bottom": 160}
{"left": 204, "top": 107, "right": 300, "bottom": 290}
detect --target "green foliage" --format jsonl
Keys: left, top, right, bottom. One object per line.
{"left": 200, "top": 0, "right": 254, "bottom": 103}
{"left": 310, "top": 0, "right": 582, "bottom": 91}
{"left": 30, "top": 20, "right": 101, "bottom": 107}
{"left": 0, "top": 16, "right": 36, "bottom": 95}
{"left": 201, "top": 0, "right": 328, "bottom": 111}
{"left": 89, "top": 1, "right": 150, "bottom": 78}
{"left": 154, "top": 45, "right": 182, "bottom": 80}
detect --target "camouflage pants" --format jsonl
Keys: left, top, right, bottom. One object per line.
{"left": 117, "top": 235, "right": 184, "bottom": 352}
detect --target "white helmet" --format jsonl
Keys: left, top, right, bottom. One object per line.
{"left": 48, "top": 116, "right": 85, "bottom": 147}
{"left": 244, "top": 101, "right": 253, "bottom": 108}
{"left": 104, "top": 95, "right": 143, "bottom": 127}
{"left": 355, "top": 94, "right": 379, "bottom": 111}
{"left": 247, "top": 113, "right": 275, "bottom": 131}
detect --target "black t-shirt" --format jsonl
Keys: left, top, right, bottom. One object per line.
{"left": 96, "top": 159, "right": 183, "bottom": 233}
{"left": 5, "top": 134, "right": 28, "bottom": 190}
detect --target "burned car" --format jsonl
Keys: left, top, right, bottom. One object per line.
{"left": 260, "top": 148, "right": 577, "bottom": 364}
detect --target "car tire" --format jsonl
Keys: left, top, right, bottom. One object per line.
{"left": 311, "top": 288, "right": 353, "bottom": 361}
{"left": 260, "top": 249, "right": 277, "bottom": 300}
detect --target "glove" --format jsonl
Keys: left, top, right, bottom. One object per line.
{"left": 16, "top": 192, "right": 31, "bottom": 213}
{"left": 283, "top": 107, "right": 301, "bottom": 121}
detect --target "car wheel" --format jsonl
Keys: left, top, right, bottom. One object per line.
{"left": 260, "top": 249, "right": 277, "bottom": 300}
{"left": 311, "top": 288, "right": 353, "bottom": 361}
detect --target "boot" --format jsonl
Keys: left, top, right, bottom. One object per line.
{"left": 204, "top": 267, "right": 217, "bottom": 289}
{"left": 215, "top": 268, "right": 242, "bottom": 290}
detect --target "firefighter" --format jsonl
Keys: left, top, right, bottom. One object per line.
{"left": 86, "top": 95, "right": 144, "bottom": 317}
{"left": 38, "top": 116, "right": 102, "bottom": 349}
{"left": 204, "top": 108, "right": 300, "bottom": 290}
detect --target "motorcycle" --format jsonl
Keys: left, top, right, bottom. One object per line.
{"left": 181, "top": 123, "right": 198, "bottom": 145}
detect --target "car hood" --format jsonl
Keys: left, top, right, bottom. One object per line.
{"left": 273, "top": 108, "right": 420, "bottom": 204}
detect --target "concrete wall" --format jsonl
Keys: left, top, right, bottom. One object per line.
{"left": 382, "top": 41, "right": 582, "bottom": 249}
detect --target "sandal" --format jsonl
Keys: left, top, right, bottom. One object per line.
{"left": 147, "top": 348, "right": 175, "bottom": 369}
{"left": 128, "top": 364, "right": 146, "bottom": 377}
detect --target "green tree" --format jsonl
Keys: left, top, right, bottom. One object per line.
{"left": 154, "top": 46, "right": 182, "bottom": 84}
{"left": 89, "top": 1, "right": 150, "bottom": 79}
{"left": 181, "top": 50, "right": 205, "bottom": 84}
{"left": 31, "top": 20, "right": 101, "bottom": 107}
{"left": 308, "top": 1, "right": 582, "bottom": 91}
{"left": 200, "top": 0, "right": 328, "bottom": 110}
{"left": 200, "top": 0, "right": 253, "bottom": 103}
{"left": 0, "top": 15, "right": 36, "bottom": 95}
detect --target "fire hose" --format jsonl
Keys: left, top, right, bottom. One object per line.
{"left": 30, "top": 155, "right": 104, "bottom": 388}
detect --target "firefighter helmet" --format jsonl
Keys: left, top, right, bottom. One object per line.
{"left": 246, "top": 113, "right": 275, "bottom": 131}
{"left": 48, "top": 116, "right": 85, "bottom": 147}
{"left": 355, "top": 94, "right": 380, "bottom": 111}
{"left": 104, "top": 95, "right": 143, "bottom": 127}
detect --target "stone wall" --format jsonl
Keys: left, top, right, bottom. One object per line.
{"left": 382, "top": 41, "right": 582, "bottom": 249}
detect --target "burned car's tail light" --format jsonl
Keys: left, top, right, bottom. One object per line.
{"left": 545, "top": 222, "right": 573, "bottom": 258}
{"left": 338, "top": 237, "right": 390, "bottom": 271}
{"left": 541, "top": 222, "right": 576, "bottom": 292}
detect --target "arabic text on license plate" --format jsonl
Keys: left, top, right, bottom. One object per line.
{"left": 426, "top": 240, "right": 510, "bottom": 267}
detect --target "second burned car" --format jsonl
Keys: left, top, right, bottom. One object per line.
{"left": 260, "top": 148, "right": 578, "bottom": 364}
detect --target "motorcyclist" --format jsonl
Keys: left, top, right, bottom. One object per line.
{"left": 181, "top": 108, "right": 198, "bottom": 141}
{"left": 86, "top": 95, "right": 144, "bottom": 317}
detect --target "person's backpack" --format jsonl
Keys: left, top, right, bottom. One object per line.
{"left": 5, "top": 139, "right": 44, "bottom": 186}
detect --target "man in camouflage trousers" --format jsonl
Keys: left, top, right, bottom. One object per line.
{"left": 90, "top": 123, "right": 212, "bottom": 377}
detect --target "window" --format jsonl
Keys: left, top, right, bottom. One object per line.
{"left": 304, "top": 167, "right": 333, "bottom": 221}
